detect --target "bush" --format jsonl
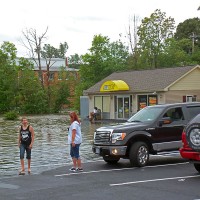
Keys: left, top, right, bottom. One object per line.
{"left": 4, "top": 111, "right": 19, "bottom": 120}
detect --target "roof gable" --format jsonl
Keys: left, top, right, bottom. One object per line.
{"left": 165, "top": 65, "right": 200, "bottom": 90}
{"left": 167, "top": 66, "right": 200, "bottom": 90}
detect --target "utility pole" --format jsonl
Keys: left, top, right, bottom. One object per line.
{"left": 189, "top": 32, "right": 200, "bottom": 53}
{"left": 190, "top": 32, "right": 195, "bottom": 53}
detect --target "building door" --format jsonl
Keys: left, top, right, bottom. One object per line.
{"left": 117, "top": 96, "right": 130, "bottom": 119}
{"left": 80, "top": 96, "right": 89, "bottom": 119}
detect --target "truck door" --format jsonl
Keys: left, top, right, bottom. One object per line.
{"left": 154, "top": 106, "right": 185, "bottom": 151}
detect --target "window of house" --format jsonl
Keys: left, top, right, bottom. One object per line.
{"left": 49, "top": 72, "right": 54, "bottom": 81}
{"left": 183, "top": 95, "right": 197, "bottom": 102}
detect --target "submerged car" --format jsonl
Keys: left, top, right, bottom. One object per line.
{"left": 179, "top": 113, "right": 200, "bottom": 173}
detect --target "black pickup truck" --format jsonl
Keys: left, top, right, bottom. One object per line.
{"left": 92, "top": 102, "right": 200, "bottom": 167}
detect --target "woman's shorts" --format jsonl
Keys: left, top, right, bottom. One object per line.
{"left": 70, "top": 143, "right": 80, "bottom": 159}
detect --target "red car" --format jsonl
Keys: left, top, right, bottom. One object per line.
{"left": 179, "top": 113, "right": 200, "bottom": 173}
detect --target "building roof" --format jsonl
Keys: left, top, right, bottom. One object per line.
{"left": 84, "top": 65, "right": 199, "bottom": 95}
{"left": 29, "top": 58, "right": 66, "bottom": 71}
{"left": 15, "top": 58, "right": 79, "bottom": 72}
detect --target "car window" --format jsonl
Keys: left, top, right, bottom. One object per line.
{"left": 162, "top": 107, "right": 184, "bottom": 121}
{"left": 187, "top": 106, "right": 200, "bottom": 119}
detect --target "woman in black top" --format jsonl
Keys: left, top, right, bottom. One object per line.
{"left": 18, "top": 117, "right": 34, "bottom": 175}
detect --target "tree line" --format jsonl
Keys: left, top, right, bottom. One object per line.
{"left": 0, "top": 42, "right": 71, "bottom": 115}
{"left": 74, "top": 9, "right": 200, "bottom": 110}
{"left": 1, "top": 9, "right": 200, "bottom": 114}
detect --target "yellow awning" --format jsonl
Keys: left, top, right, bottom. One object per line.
{"left": 100, "top": 80, "right": 129, "bottom": 92}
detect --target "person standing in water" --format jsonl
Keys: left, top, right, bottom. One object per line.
{"left": 68, "top": 111, "right": 83, "bottom": 172}
{"left": 18, "top": 117, "right": 34, "bottom": 175}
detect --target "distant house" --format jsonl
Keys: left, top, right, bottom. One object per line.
{"left": 16, "top": 57, "right": 79, "bottom": 107}
{"left": 16, "top": 57, "right": 79, "bottom": 83}
{"left": 82, "top": 65, "right": 200, "bottom": 120}
{"left": 27, "top": 58, "right": 79, "bottom": 85}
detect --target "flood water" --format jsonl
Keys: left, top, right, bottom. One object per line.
{"left": 0, "top": 115, "right": 113, "bottom": 178}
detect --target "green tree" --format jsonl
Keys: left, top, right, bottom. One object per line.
{"left": 174, "top": 17, "right": 200, "bottom": 54}
{"left": 52, "top": 81, "right": 70, "bottom": 113}
{"left": 73, "top": 34, "right": 129, "bottom": 111}
{"left": 190, "top": 49, "right": 200, "bottom": 64}
{"left": 16, "top": 57, "right": 49, "bottom": 114}
{"left": 0, "top": 42, "right": 18, "bottom": 113}
{"left": 0, "top": 42, "right": 49, "bottom": 114}
{"left": 41, "top": 42, "right": 68, "bottom": 59}
{"left": 158, "top": 38, "right": 192, "bottom": 67}
{"left": 137, "top": 9, "right": 175, "bottom": 68}
{"left": 50, "top": 66, "right": 71, "bottom": 112}
{"left": 68, "top": 54, "right": 82, "bottom": 69}
{"left": 80, "top": 34, "right": 129, "bottom": 88}
{"left": 40, "top": 42, "right": 69, "bottom": 108}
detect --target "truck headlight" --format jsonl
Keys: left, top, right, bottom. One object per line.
{"left": 94, "top": 131, "right": 96, "bottom": 140}
{"left": 111, "top": 133, "right": 126, "bottom": 143}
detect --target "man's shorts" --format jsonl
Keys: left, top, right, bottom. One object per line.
{"left": 20, "top": 143, "right": 31, "bottom": 159}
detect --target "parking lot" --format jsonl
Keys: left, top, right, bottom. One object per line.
{"left": 0, "top": 153, "right": 200, "bottom": 200}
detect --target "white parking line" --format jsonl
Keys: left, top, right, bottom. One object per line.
{"left": 55, "top": 162, "right": 189, "bottom": 177}
{"left": 110, "top": 175, "right": 200, "bottom": 186}
{"left": 55, "top": 167, "right": 135, "bottom": 177}
{"left": 144, "top": 162, "right": 189, "bottom": 168}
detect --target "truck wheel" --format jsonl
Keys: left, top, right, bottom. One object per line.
{"left": 129, "top": 142, "right": 149, "bottom": 167}
{"left": 194, "top": 163, "right": 200, "bottom": 173}
{"left": 103, "top": 156, "right": 120, "bottom": 164}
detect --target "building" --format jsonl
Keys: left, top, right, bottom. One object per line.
{"left": 16, "top": 57, "right": 79, "bottom": 107}
{"left": 82, "top": 65, "right": 200, "bottom": 120}
{"left": 16, "top": 57, "right": 79, "bottom": 83}
{"left": 28, "top": 58, "right": 79, "bottom": 85}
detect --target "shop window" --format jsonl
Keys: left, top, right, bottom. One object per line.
{"left": 148, "top": 95, "right": 157, "bottom": 106}
{"left": 102, "top": 96, "right": 110, "bottom": 112}
{"left": 94, "top": 96, "right": 102, "bottom": 111}
{"left": 138, "top": 95, "right": 147, "bottom": 110}
{"left": 138, "top": 95, "right": 157, "bottom": 110}
{"left": 94, "top": 96, "right": 110, "bottom": 119}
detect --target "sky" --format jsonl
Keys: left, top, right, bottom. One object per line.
{"left": 1, "top": 0, "right": 200, "bottom": 57}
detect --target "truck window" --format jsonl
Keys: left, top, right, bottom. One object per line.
{"left": 128, "top": 106, "right": 163, "bottom": 122}
{"left": 163, "top": 107, "right": 184, "bottom": 121}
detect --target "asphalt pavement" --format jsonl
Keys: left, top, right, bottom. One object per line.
{"left": 0, "top": 154, "right": 200, "bottom": 200}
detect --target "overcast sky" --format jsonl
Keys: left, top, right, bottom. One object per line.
{"left": 1, "top": 0, "right": 200, "bottom": 57}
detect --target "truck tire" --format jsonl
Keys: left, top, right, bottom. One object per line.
{"left": 186, "top": 123, "right": 200, "bottom": 152}
{"left": 194, "top": 163, "right": 200, "bottom": 173}
{"left": 129, "top": 142, "right": 149, "bottom": 167}
{"left": 103, "top": 156, "right": 120, "bottom": 164}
